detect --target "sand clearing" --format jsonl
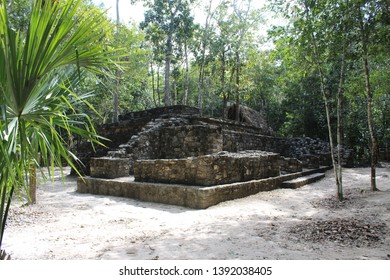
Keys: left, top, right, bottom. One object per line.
{"left": 4, "top": 166, "right": 390, "bottom": 260}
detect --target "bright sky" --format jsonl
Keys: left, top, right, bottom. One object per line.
{"left": 93, "top": 0, "right": 145, "bottom": 24}
{"left": 92, "top": 0, "right": 268, "bottom": 25}
{"left": 92, "top": 0, "right": 274, "bottom": 49}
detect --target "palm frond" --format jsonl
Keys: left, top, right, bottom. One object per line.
{"left": 0, "top": 0, "right": 121, "bottom": 251}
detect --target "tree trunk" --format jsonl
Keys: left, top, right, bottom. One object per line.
{"left": 0, "top": 185, "right": 14, "bottom": 254}
{"left": 323, "top": 83, "right": 343, "bottom": 201}
{"left": 150, "top": 62, "right": 157, "bottom": 107}
{"left": 307, "top": 11, "right": 343, "bottom": 201}
{"left": 197, "top": 70, "right": 203, "bottom": 116}
{"left": 183, "top": 40, "right": 190, "bottom": 105}
{"left": 313, "top": 52, "right": 342, "bottom": 201}
{"left": 157, "top": 64, "right": 161, "bottom": 107}
{"left": 173, "top": 79, "right": 177, "bottom": 105}
{"left": 112, "top": 89, "right": 119, "bottom": 123}
{"left": 364, "top": 54, "right": 379, "bottom": 191}
{"left": 29, "top": 162, "right": 37, "bottom": 204}
{"left": 227, "top": 65, "right": 236, "bottom": 119}
{"left": 235, "top": 52, "right": 240, "bottom": 122}
{"left": 197, "top": 0, "right": 214, "bottom": 116}
{"left": 164, "top": 34, "right": 172, "bottom": 106}
{"left": 221, "top": 51, "right": 227, "bottom": 119}
{"left": 359, "top": 10, "right": 379, "bottom": 191}
{"left": 336, "top": 54, "right": 346, "bottom": 200}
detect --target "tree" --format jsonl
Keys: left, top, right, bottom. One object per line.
{"left": 270, "top": 0, "right": 353, "bottom": 201}
{"left": 194, "top": 0, "right": 219, "bottom": 114}
{"left": 351, "top": 0, "right": 388, "bottom": 191}
{"left": 112, "top": 0, "right": 121, "bottom": 123}
{"left": 82, "top": 22, "right": 151, "bottom": 123}
{"left": 141, "top": 0, "right": 195, "bottom": 106}
{"left": 0, "top": 0, "right": 119, "bottom": 258}
{"left": 202, "top": 0, "right": 260, "bottom": 118}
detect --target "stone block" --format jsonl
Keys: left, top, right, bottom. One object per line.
{"left": 90, "top": 157, "right": 131, "bottom": 179}
{"left": 159, "top": 125, "right": 223, "bottom": 159}
{"left": 279, "top": 157, "right": 302, "bottom": 173}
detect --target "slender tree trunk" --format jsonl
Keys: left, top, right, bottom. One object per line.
{"left": 312, "top": 45, "right": 343, "bottom": 200}
{"left": 321, "top": 77, "right": 342, "bottom": 201}
{"left": 164, "top": 34, "right": 172, "bottom": 106}
{"left": 150, "top": 62, "right": 157, "bottom": 107}
{"left": 157, "top": 64, "right": 161, "bottom": 107}
{"left": 173, "top": 79, "right": 177, "bottom": 105}
{"left": 235, "top": 52, "right": 240, "bottom": 122}
{"left": 197, "top": 52, "right": 206, "bottom": 116}
{"left": 183, "top": 40, "right": 190, "bottom": 105}
{"left": 197, "top": 70, "right": 203, "bottom": 116}
{"left": 227, "top": 65, "right": 236, "bottom": 119}
{"left": 29, "top": 162, "right": 37, "bottom": 204}
{"left": 197, "top": 0, "right": 214, "bottom": 115}
{"left": 336, "top": 54, "right": 346, "bottom": 200}
{"left": 359, "top": 11, "right": 379, "bottom": 191}
{"left": 306, "top": 5, "right": 343, "bottom": 201}
{"left": 221, "top": 51, "right": 227, "bottom": 119}
{"left": 364, "top": 54, "right": 379, "bottom": 191}
{"left": 113, "top": 89, "right": 119, "bottom": 122}
{"left": 0, "top": 185, "right": 14, "bottom": 254}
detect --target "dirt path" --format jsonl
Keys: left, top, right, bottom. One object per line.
{"left": 3, "top": 167, "right": 390, "bottom": 260}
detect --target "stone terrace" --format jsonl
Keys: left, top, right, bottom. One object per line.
{"left": 76, "top": 105, "right": 332, "bottom": 208}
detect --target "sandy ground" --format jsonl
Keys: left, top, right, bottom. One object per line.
{"left": 3, "top": 166, "right": 390, "bottom": 260}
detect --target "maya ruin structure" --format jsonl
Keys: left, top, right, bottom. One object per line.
{"left": 76, "top": 105, "right": 336, "bottom": 209}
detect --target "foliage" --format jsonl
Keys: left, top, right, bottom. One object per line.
{"left": 80, "top": 22, "right": 152, "bottom": 124}
{"left": 141, "top": 0, "right": 196, "bottom": 106}
{"left": 6, "top": 0, "right": 31, "bottom": 31}
{"left": 0, "top": 0, "right": 119, "bottom": 253}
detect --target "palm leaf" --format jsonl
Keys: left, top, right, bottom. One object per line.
{"left": 0, "top": 0, "right": 121, "bottom": 252}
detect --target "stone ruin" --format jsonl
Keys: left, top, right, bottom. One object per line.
{"left": 134, "top": 151, "right": 280, "bottom": 186}
{"left": 76, "top": 105, "right": 337, "bottom": 209}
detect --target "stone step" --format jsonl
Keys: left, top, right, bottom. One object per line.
{"left": 281, "top": 173, "right": 325, "bottom": 189}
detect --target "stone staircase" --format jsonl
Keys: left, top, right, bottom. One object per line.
{"left": 281, "top": 173, "right": 325, "bottom": 189}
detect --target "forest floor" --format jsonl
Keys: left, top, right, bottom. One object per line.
{"left": 3, "top": 165, "right": 390, "bottom": 260}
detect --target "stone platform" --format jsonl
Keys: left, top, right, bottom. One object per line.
{"left": 77, "top": 167, "right": 330, "bottom": 209}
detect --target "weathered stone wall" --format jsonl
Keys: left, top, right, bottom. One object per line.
{"left": 127, "top": 116, "right": 279, "bottom": 160}
{"left": 287, "top": 137, "right": 331, "bottom": 166}
{"left": 287, "top": 137, "right": 352, "bottom": 167}
{"left": 72, "top": 106, "right": 200, "bottom": 175}
{"left": 134, "top": 151, "right": 280, "bottom": 186}
{"left": 72, "top": 119, "right": 149, "bottom": 175}
{"left": 122, "top": 118, "right": 223, "bottom": 161}
{"left": 223, "top": 131, "right": 287, "bottom": 155}
{"left": 279, "top": 157, "right": 303, "bottom": 173}
{"left": 160, "top": 125, "right": 223, "bottom": 159}
{"left": 90, "top": 157, "right": 131, "bottom": 179}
